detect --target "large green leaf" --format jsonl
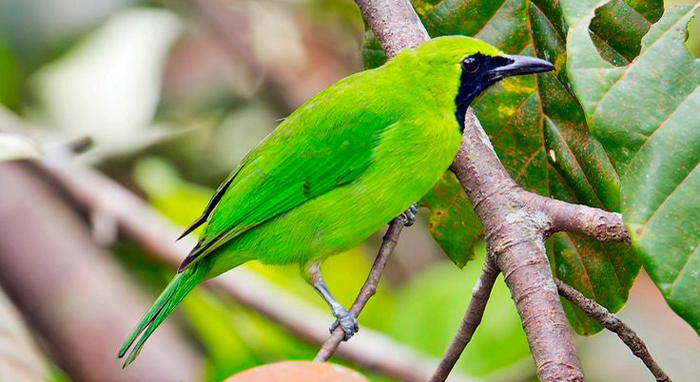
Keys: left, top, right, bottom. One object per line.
{"left": 589, "top": 0, "right": 664, "bottom": 66}
{"left": 565, "top": 1, "right": 700, "bottom": 332}
{"left": 362, "top": 0, "right": 644, "bottom": 334}
{"left": 528, "top": 0, "right": 651, "bottom": 334}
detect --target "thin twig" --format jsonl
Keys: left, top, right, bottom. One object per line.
{"left": 429, "top": 255, "right": 499, "bottom": 382}
{"left": 555, "top": 279, "right": 672, "bottom": 382}
{"left": 314, "top": 216, "right": 406, "bottom": 362}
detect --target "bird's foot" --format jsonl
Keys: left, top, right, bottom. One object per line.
{"left": 329, "top": 307, "right": 359, "bottom": 341}
{"left": 401, "top": 204, "right": 418, "bottom": 227}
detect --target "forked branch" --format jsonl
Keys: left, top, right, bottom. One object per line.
{"left": 348, "top": 1, "right": 656, "bottom": 382}
{"left": 354, "top": 0, "right": 585, "bottom": 379}
{"left": 450, "top": 109, "right": 584, "bottom": 382}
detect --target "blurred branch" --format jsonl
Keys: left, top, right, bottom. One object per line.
{"left": 429, "top": 255, "right": 499, "bottom": 382}
{"left": 0, "top": 163, "right": 201, "bottom": 382}
{"left": 314, "top": 216, "right": 406, "bottom": 362}
{"left": 555, "top": 278, "right": 671, "bottom": 382}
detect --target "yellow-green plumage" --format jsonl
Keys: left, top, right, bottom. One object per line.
{"left": 119, "top": 36, "right": 553, "bottom": 366}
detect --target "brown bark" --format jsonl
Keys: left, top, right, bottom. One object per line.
{"left": 354, "top": 0, "right": 430, "bottom": 57}
{"left": 450, "top": 112, "right": 583, "bottom": 381}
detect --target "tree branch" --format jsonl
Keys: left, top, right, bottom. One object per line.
{"left": 354, "top": 0, "right": 429, "bottom": 57}
{"left": 451, "top": 111, "right": 584, "bottom": 381}
{"left": 555, "top": 278, "right": 671, "bottom": 382}
{"left": 314, "top": 216, "right": 406, "bottom": 362}
{"left": 536, "top": 195, "right": 630, "bottom": 243}
{"left": 429, "top": 255, "right": 499, "bottom": 382}
{"left": 353, "top": 0, "right": 589, "bottom": 380}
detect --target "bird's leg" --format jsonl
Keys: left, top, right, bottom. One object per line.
{"left": 302, "top": 261, "right": 359, "bottom": 341}
{"left": 400, "top": 203, "right": 418, "bottom": 226}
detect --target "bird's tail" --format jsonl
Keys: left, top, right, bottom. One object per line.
{"left": 118, "top": 265, "right": 205, "bottom": 368}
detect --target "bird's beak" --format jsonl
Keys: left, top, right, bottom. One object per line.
{"left": 490, "top": 54, "right": 554, "bottom": 80}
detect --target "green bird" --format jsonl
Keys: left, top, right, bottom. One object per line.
{"left": 118, "top": 36, "right": 553, "bottom": 366}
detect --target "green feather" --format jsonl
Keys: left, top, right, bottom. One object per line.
{"left": 120, "top": 36, "right": 522, "bottom": 366}
{"left": 118, "top": 265, "right": 205, "bottom": 367}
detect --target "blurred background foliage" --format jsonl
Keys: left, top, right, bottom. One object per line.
{"left": 0, "top": 0, "right": 699, "bottom": 381}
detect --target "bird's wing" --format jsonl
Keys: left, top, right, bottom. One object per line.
{"left": 179, "top": 82, "right": 397, "bottom": 271}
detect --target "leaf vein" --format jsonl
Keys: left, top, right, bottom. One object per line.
{"left": 669, "top": 240, "right": 700, "bottom": 292}
{"left": 640, "top": 160, "right": 700, "bottom": 229}
{"left": 561, "top": 233, "right": 597, "bottom": 300}
{"left": 545, "top": 116, "right": 605, "bottom": 208}
{"left": 592, "top": 6, "right": 698, "bottom": 115}
{"left": 473, "top": 0, "right": 510, "bottom": 38}
{"left": 490, "top": 91, "right": 537, "bottom": 141}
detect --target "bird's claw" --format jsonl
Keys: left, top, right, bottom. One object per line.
{"left": 401, "top": 204, "right": 418, "bottom": 227}
{"left": 329, "top": 307, "right": 359, "bottom": 341}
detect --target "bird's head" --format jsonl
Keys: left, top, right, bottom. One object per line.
{"left": 401, "top": 36, "right": 554, "bottom": 131}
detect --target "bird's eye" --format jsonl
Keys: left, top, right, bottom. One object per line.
{"left": 462, "top": 56, "right": 480, "bottom": 72}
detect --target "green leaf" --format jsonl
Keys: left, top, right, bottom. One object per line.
{"left": 565, "top": 2, "right": 700, "bottom": 332}
{"left": 0, "top": 42, "right": 21, "bottom": 109}
{"left": 418, "top": 172, "right": 481, "bottom": 268}
{"left": 530, "top": 0, "right": 647, "bottom": 334}
{"left": 363, "top": 0, "right": 644, "bottom": 334}
{"left": 588, "top": 0, "right": 663, "bottom": 65}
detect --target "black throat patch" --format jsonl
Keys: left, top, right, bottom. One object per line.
{"left": 454, "top": 53, "right": 512, "bottom": 132}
